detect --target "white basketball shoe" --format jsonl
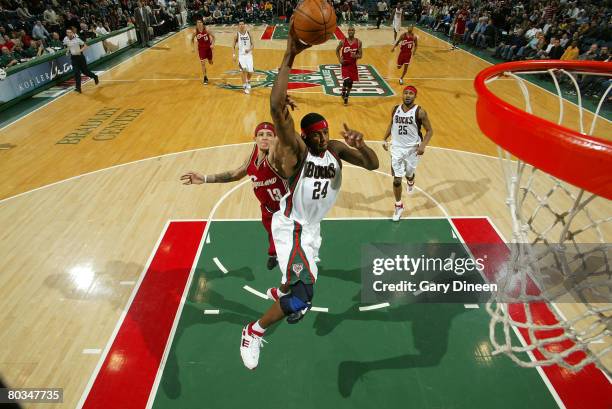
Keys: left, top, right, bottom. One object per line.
{"left": 240, "top": 323, "right": 266, "bottom": 370}
{"left": 392, "top": 203, "right": 404, "bottom": 222}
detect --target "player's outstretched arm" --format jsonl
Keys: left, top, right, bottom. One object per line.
{"left": 329, "top": 124, "right": 379, "bottom": 170}
{"left": 270, "top": 21, "right": 308, "bottom": 152}
{"left": 417, "top": 108, "right": 433, "bottom": 155}
{"left": 180, "top": 158, "right": 248, "bottom": 184}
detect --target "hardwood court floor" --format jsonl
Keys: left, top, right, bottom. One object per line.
{"left": 0, "top": 25, "right": 610, "bottom": 409}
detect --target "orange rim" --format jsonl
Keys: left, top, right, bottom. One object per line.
{"left": 473, "top": 60, "right": 612, "bottom": 200}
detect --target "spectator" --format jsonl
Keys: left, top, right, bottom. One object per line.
{"left": 376, "top": 0, "right": 388, "bottom": 29}
{"left": 0, "top": 46, "right": 18, "bottom": 68}
{"left": 579, "top": 43, "right": 599, "bottom": 61}
{"left": 560, "top": 40, "right": 580, "bottom": 60}
{"left": 43, "top": 4, "right": 61, "bottom": 33}
{"left": 2, "top": 35, "right": 15, "bottom": 51}
{"left": 32, "top": 21, "right": 50, "bottom": 42}
{"left": 212, "top": 8, "right": 222, "bottom": 24}
{"left": 48, "top": 32, "right": 64, "bottom": 50}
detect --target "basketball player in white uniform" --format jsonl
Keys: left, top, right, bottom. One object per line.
{"left": 383, "top": 85, "right": 434, "bottom": 221}
{"left": 240, "top": 22, "right": 379, "bottom": 370}
{"left": 233, "top": 21, "right": 254, "bottom": 94}
{"left": 392, "top": 4, "right": 403, "bottom": 43}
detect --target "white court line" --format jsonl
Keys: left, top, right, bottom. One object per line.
{"left": 119, "top": 281, "right": 135, "bottom": 286}
{"left": 205, "top": 234, "right": 211, "bottom": 244}
{"left": 0, "top": 28, "right": 187, "bottom": 133}
{"left": 76, "top": 220, "right": 171, "bottom": 409}
{"left": 203, "top": 309, "right": 220, "bottom": 315}
{"left": 82, "top": 349, "right": 102, "bottom": 355}
{"left": 464, "top": 304, "right": 479, "bottom": 309}
{"left": 212, "top": 257, "right": 228, "bottom": 274}
{"left": 359, "top": 302, "right": 390, "bottom": 311}
{"left": 145, "top": 179, "right": 251, "bottom": 409}
{"left": 243, "top": 285, "right": 268, "bottom": 300}
{"left": 0, "top": 141, "right": 500, "bottom": 205}
{"left": 311, "top": 307, "right": 329, "bottom": 313}
{"left": 447, "top": 218, "right": 567, "bottom": 409}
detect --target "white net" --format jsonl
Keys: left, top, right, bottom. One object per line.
{"left": 484, "top": 66, "right": 612, "bottom": 376}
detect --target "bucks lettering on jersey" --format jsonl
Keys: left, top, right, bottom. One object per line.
{"left": 238, "top": 31, "right": 251, "bottom": 55}
{"left": 391, "top": 104, "right": 422, "bottom": 148}
{"left": 280, "top": 150, "right": 342, "bottom": 225}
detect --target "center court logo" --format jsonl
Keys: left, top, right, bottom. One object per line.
{"left": 219, "top": 65, "right": 394, "bottom": 97}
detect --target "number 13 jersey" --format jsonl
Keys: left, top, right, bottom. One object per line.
{"left": 391, "top": 104, "right": 423, "bottom": 148}
{"left": 280, "top": 149, "right": 342, "bottom": 225}
{"left": 246, "top": 145, "right": 289, "bottom": 213}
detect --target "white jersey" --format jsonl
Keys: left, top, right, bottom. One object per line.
{"left": 393, "top": 8, "right": 402, "bottom": 22}
{"left": 391, "top": 104, "right": 422, "bottom": 148}
{"left": 237, "top": 30, "right": 251, "bottom": 55}
{"left": 279, "top": 149, "right": 342, "bottom": 226}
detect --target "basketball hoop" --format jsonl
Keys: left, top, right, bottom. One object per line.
{"left": 474, "top": 60, "right": 612, "bottom": 375}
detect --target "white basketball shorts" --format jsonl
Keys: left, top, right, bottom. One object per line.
{"left": 391, "top": 145, "right": 419, "bottom": 178}
{"left": 238, "top": 54, "right": 254, "bottom": 73}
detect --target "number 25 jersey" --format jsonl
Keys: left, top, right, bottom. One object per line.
{"left": 280, "top": 149, "right": 342, "bottom": 226}
{"left": 391, "top": 104, "right": 423, "bottom": 148}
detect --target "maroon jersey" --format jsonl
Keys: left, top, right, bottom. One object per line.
{"left": 399, "top": 34, "right": 416, "bottom": 55}
{"left": 454, "top": 10, "right": 468, "bottom": 34}
{"left": 246, "top": 145, "right": 288, "bottom": 213}
{"left": 195, "top": 29, "right": 212, "bottom": 50}
{"left": 341, "top": 38, "right": 359, "bottom": 66}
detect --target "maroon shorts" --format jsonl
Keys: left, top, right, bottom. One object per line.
{"left": 397, "top": 51, "right": 412, "bottom": 67}
{"left": 198, "top": 47, "right": 213, "bottom": 63}
{"left": 341, "top": 63, "right": 359, "bottom": 82}
{"left": 455, "top": 23, "right": 466, "bottom": 35}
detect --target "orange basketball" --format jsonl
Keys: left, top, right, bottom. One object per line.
{"left": 293, "top": 0, "right": 337, "bottom": 45}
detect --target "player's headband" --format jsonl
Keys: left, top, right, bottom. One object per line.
{"left": 403, "top": 86, "right": 417, "bottom": 96}
{"left": 301, "top": 119, "right": 329, "bottom": 135}
{"left": 254, "top": 122, "right": 275, "bottom": 136}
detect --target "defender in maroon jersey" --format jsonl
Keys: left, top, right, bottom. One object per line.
{"left": 180, "top": 122, "right": 287, "bottom": 269}
{"left": 191, "top": 19, "right": 215, "bottom": 85}
{"left": 335, "top": 26, "right": 362, "bottom": 106}
{"left": 391, "top": 26, "right": 418, "bottom": 85}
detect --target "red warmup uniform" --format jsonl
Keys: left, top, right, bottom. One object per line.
{"left": 397, "top": 33, "right": 416, "bottom": 67}
{"left": 340, "top": 38, "right": 359, "bottom": 82}
{"left": 195, "top": 28, "right": 213, "bottom": 62}
{"left": 454, "top": 10, "right": 468, "bottom": 36}
{"left": 246, "top": 145, "right": 288, "bottom": 256}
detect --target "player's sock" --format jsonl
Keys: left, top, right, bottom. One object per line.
{"left": 250, "top": 321, "right": 265, "bottom": 336}
{"left": 395, "top": 201, "right": 403, "bottom": 206}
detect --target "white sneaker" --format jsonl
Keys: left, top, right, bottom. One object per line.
{"left": 407, "top": 179, "right": 415, "bottom": 194}
{"left": 392, "top": 203, "right": 404, "bottom": 222}
{"left": 399, "top": 78, "right": 404, "bottom": 85}
{"left": 240, "top": 323, "right": 266, "bottom": 370}
{"left": 266, "top": 287, "right": 282, "bottom": 301}
{"left": 247, "top": 83, "right": 251, "bottom": 89}
{"left": 244, "top": 87, "right": 250, "bottom": 94}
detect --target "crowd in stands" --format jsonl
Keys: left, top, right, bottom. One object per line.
{"left": 0, "top": 0, "right": 189, "bottom": 69}
{"left": 417, "top": 0, "right": 610, "bottom": 98}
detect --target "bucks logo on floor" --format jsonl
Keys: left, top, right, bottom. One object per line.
{"left": 219, "top": 65, "right": 394, "bottom": 97}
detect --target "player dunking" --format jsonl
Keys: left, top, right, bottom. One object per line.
{"left": 391, "top": 4, "right": 403, "bottom": 43}
{"left": 391, "top": 26, "right": 417, "bottom": 85}
{"left": 239, "top": 21, "right": 379, "bottom": 370}
{"left": 191, "top": 19, "right": 215, "bottom": 85}
{"left": 180, "top": 122, "right": 286, "bottom": 270}
{"left": 336, "top": 26, "right": 362, "bottom": 106}
{"left": 233, "top": 21, "right": 254, "bottom": 94}
{"left": 383, "top": 86, "right": 433, "bottom": 221}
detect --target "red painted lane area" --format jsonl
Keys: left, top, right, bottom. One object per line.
{"left": 334, "top": 26, "right": 346, "bottom": 40}
{"left": 82, "top": 221, "right": 206, "bottom": 409}
{"left": 452, "top": 217, "right": 612, "bottom": 409}
{"left": 261, "top": 25, "right": 275, "bottom": 40}
{"left": 287, "top": 82, "right": 319, "bottom": 90}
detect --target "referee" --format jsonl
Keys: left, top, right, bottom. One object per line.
{"left": 63, "top": 28, "right": 99, "bottom": 93}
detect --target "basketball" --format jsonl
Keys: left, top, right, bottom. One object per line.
{"left": 293, "top": 0, "right": 337, "bottom": 45}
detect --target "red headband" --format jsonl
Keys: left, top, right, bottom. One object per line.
{"left": 301, "top": 119, "right": 329, "bottom": 135}
{"left": 403, "top": 86, "right": 417, "bottom": 96}
{"left": 254, "top": 122, "right": 275, "bottom": 136}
